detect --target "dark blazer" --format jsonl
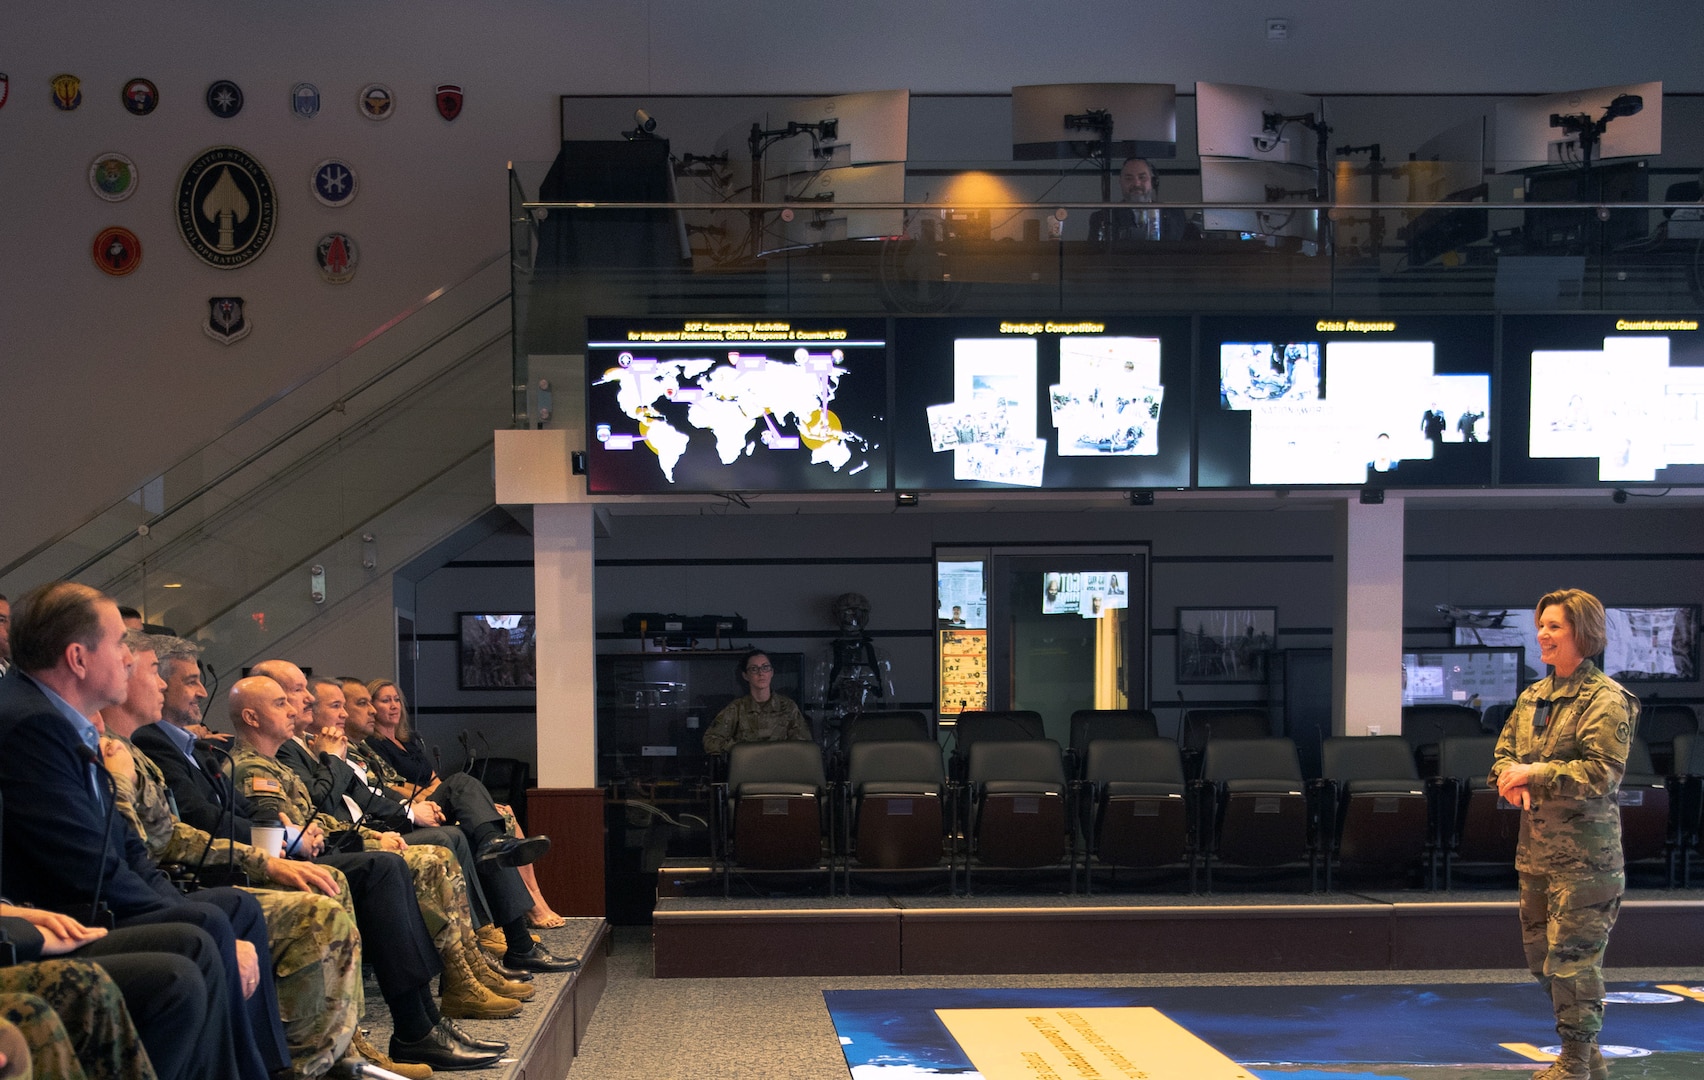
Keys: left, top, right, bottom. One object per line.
{"left": 0, "top": 673, "right": 181, "bottom": 918}
{"left": 131, "top": 723, "right": 253, "bottom": 844}
{"left": 318, "top": 752, "right": 412, "bottom": 829}
{"left": 1088, "top": 205, "right": 1197, "bottom": 242}
{"left": 275, "top": 737, "right": 337, "bottom": 811}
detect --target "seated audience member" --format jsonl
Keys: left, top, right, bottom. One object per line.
{"left": 1086, "top": 157, "right": 1198, "bottom": 243}
{"left": 97, "top": 632, "right": 388, "bottom": 1079}
{"left": 0, "top": 593, "right": 11, "bottom": 677}
{"left": 0, "top": 582, "right": 286, "bottom": 1080}
{"left": 2, "top": 902, "right": 224, "bottom": 1080}
{"left": 251, "top": 663, "right": 500, "bottom": 955}
{"left": 358, "top": 677, "right": 568, "bottom": 930}
{"left": 229, "top": 676, "right": 531, "bottom": 1047}
{"left": 701, "top": 649, "right": 812, "bottom": 755}
{"left": 319, "top": 677, "right": 570, "bottom": 972}
{"left": 129, "top": 637, "right": 239, "bottom": 840}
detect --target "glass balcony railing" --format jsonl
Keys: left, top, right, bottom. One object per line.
{"left": 0, "top": 251, "right": 515, "bottom": 659}
{"left": 509, "top": 158, "right": 1704, "bottom": 368}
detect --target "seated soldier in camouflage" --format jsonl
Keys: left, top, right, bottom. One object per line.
{"left": 228, "top": 676, "right": 527, "bottom": 1069}
{"left": 702, "top": 649, "right": 811, "bottom": 755}
{"left": 0, "top": 976, "right": 150, "bottom": 1080}
{"left": 95, "top": 632, "right": 398, "bottom": 1080}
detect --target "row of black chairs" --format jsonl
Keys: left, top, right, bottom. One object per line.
{"left": 711, "top": 729, "right": 1704, "bottom": 895}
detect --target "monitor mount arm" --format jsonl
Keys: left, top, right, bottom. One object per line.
{"left": 745, "top": 120, "right": 840, "bottom": 258}
{"left": 1064, "top": 109, "right": 1118, "bottom": 203}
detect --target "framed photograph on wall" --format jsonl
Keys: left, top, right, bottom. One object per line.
{"left": 1177, "top": 606, "right": 1276, "bottom": 683}
{"left": 458, "top": 612, "right": 537, "bottom": 690}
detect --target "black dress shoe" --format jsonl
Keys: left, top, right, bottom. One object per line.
{"left": 440, "top": 1017, "right": 509, "bottom": 1054}
{"left": 502, "top": 942, "right": 581, "bottom": 973}
{"left": 483, "top": 954, "right": 533, "bottom": 982}
{"left": 390, "top": 1021, "right": 502, "bottom": 1070}
{"left": 476, "top": 834, "right": 551, "bottom": 868}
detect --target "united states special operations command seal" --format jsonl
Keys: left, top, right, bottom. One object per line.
{"left": 177, "top": 146, "right": 277, "bottom": 269}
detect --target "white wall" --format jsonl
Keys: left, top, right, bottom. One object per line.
{"left": 5, "top": 0, "right": 1702, "bottom": 569}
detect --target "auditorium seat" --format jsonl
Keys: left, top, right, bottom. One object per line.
{"left": 1618, "top": 736, "right": 1673, "bottom": 882}
{"left": 1317, "top": 736, "right": 1431, "bottom": 890}
{"left": 1434, "top": 735, "right": 1518, "bottom": 888}
{"left": 963, "top": 739, "right": 1070, "bottom": 893}
{"left": 1638, "top": 703, "right": 1698, "bottom": 777}
{"left": 843, "top": 739, "right": 950, "bottom": 892}
{"left": 1197, "top": 736, "right": 1314, "bottom": 891}
{"left": 1402, "top": 704, "right": 1486, "bottom": 778}
{"left": 950, "top": 710, "right": 1046, "bottom": 781}
{"left": 1066, "top": 709, "right": 1160, "bottom": 781}
{"left": 716, "top": 741, "right": 831, "bottom": 895}
{"left": 1078, "top": 738, "right": 1194, "bottom": 892}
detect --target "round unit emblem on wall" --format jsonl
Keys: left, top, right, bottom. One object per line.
{"left": 89, "top": 153, "right": 139, "bottom": 202}
{"left": 316, "top": 232, "right": 359, "bottom": 284}
{"left": 122, "top": 78, "right": 159, "bottom": 115}
{"left": 310, "top": 158, "right": 358, "bottom": 207}
{"left": 176, "top": 146, "right": 277, "bottom": 269}
{"left": 93, "top": 227, "right": 143, "bottom": 276}
{"left": 358, "top": 83, "right": 394, "bottom": 120}
{"left": 51, "top": 73, "right": 82, "bottom": 110}
{"left": 291, "top": 82, "right": 321, "bottom": 118}
{"left": 206, "top": 79, "right": 243, "bottom": 118}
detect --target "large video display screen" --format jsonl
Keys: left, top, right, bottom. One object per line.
{"left": 891, "top": 317, "right": 1192, "bottom": 490}
{"left": 1499, "top": 315, "right": 1704, "bottom": 486}
{"left": 1197, "top": 315, "right": 1495, "bottom": 487}
{"left": 585, "top": 318, "right": 889, "bottom": 493}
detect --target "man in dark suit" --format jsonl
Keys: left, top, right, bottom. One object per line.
{"left": 130, "top": 636, "right": 244, "bottom": 841}
{"left": 0, "top": 582, "right": 287, "bottom": 1080}
{"left": 1087, "top": 157, "right": 1198, "bottom": 242}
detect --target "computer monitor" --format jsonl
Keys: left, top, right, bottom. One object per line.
{"left": 1604, "top": 605, "right": 1699, "bottom": 682}
{"left": 1195, "top": 82, "right": 1321, "bottom": 164}
{"left": 1198, "top": 158, "right": 1320, "bottom": 242}
{"left": 1197, "top": 314, "right": 1495, "bottom": 488}
{"left": 890, "top": 316, "right": 1193, "bottom": 491}
{"left": 764, "top": 89, "right": 910, "bottom": 178}
{"left": 1500, "top": 314, "right": 1704, "bottom": 486}
{"left": 771, "top": 162, "right": 906, "bottom": 248}
{"left": 584, "top": 316, "right": 891, "bottom": 493}
{"left": 1401, "top": 647, "right": 1525, "bottom": 708}
{"left": 1010, "top": 83, "right": 1177, "bottom": 161}
{"left": 1492, "top": 81, "right": 1662, "bottom": 172}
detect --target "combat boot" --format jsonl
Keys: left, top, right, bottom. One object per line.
{"left": 438, "top": 945, "right": 523, "bottom": 1020}
{"left": 462, "top": 930, "right": 535, "bottom": 1001}
{"left": 1533, "top": 1040, "right": 1594, "bottom": 1080}
{"left": 345, "top": 1029, "right": 433, "bottom": 1079}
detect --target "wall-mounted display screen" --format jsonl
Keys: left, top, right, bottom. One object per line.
{"left": 1197, "top": 315, "right": 1495, "bottom": 487}
{"left": 892, "top": 317, "right": 1191, "bottom": 490}
{"left": 1604, "top": 605, "right": 1699, "bottom": 682}
{"left": 585, "top": 318, "right": 889, "bottom": 493}
{"left": 458, "top": 613, "right": 537, "bottom": 690}
{"left": 1402, "top": 646, "right": 1525, "bottom": 708}
{"left": 1499, "top": 315, "right": 1704, "bottom": 486}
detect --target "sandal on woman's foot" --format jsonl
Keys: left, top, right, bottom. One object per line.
{"left": 527, "top": 911, "right": 567, "bottom": 929}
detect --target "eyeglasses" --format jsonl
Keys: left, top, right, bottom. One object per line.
{"left": 745, "top": 664, "right": 773, "bottom": 674}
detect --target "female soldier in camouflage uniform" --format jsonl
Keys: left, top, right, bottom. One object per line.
{"left": 1491, "top": 588, "right": 1638, "bottom": 1080}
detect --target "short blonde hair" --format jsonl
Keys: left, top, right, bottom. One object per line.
{"left": 1535, "top": 588, "right": 1607, "bottom": 659}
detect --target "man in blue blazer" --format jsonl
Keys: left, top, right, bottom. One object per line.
{"left": 0, "top": 582, "right": 289, "bottom": 1080}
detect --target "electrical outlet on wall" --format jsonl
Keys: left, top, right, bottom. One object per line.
{"left": 1367, "top": 724, "right": 1381, "bottom": 735}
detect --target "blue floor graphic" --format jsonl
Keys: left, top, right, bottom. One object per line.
{"left": 825, "top": 983, "right": 1704, "bottom": 1078}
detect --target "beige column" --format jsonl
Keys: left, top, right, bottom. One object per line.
{"left": 1333, "top": 494, "right": 1405, "bottom": 737}
{"left": 532, "top": 501, "right": 598, "bottom": 787}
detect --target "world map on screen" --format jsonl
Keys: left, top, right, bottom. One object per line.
{"left": 594, "top": 347, "right": 872, "bottom": 483}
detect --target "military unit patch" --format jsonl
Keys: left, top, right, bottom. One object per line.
{"left": 206, "top": 79, "right": 244, "bottom": 118}
{"left": 436, "top": 84, "right": 463, "bottom": 121}
{"left": 206, "top": 297, "right": 250, "bottom": 344}
{"left": 122, "top": 78, "right": 159, "bottom": 116}
{"left": 358, "top": 83, "right": 394, "bottom": 120}
{"left": 89, "top": 153, "right": 139, "bottom": 202}
{"left": 93, "top": 227, "right": 143, "bottom": 277}
{"left": 291, "top": 82, "right": 320, "bottom": 119}
{"left": 51, "top": 73, "right": 81, "bottom": 111}
{"left": 316, "top": 232, "right": 359, "bottom": 284}
{"left": 177, "top": 146, "right": 277, "bottom": 269}
{"left": 311, "top": 158, "right": 358, "bottom": 207}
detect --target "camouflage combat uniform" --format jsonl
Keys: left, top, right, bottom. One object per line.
{"left": 1491, "top": 659, "right": 1639, "bottom": 1042}
{"left": 0, "top": 960, "right": 156, "bottom": 1080}
{"left": 701, "top": 693, "right": 810, "bottom": 755}
{"left": 107, "top": 735, "right": 362, "bottom": 1079}
{"left": 231, "top": 741, "right": 472, "bottom": 954}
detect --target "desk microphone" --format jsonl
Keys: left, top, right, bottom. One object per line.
{"left": 77, "top": 743, "right": 118, "bottom": 929}
{"left": 191, "top": 740, "right": 242, "bottom": 885}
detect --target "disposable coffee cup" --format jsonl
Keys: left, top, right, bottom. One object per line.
{"left": 250, "top": 825, "right": 285, "bottom": 858}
